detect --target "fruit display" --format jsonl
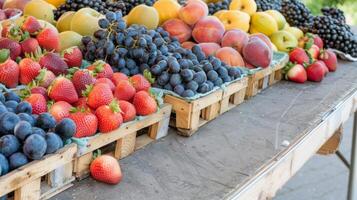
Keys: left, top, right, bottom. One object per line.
{"left": 0, "top": 8, "right": 21, "bottom": 21}
{"left": 90, "top": 154, "right": 122, "bottom": 184}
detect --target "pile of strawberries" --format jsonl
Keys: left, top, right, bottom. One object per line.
{"left": 284, "top": 33, "right": 338, "bottom": 83}
{"left": 0, "top": 16, "right": 82, "bottom": 88}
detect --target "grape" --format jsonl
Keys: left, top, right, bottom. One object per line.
{"left": 280, "top": 0, "right": 314, "bottom": 32}
{"left": 256, "top": 0, "right": 281, "bottom": 11}
{"left": 207, "top": 0, "right": 231, "bottom": 15}
{"left": 321, "top": 7, "right": 346, "bottom": 24}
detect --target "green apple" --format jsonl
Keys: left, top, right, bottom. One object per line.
{"left": 269, "top": 31, "right": 298, "bottom": 52}
{"left": 265, "top": 10, "right": 286, "bottom": 30}
{"left": 285, "top": 26, "right": 304, "bottom": 40}
{"left": 70, "top": 8, "right": 103, "bottom": 36}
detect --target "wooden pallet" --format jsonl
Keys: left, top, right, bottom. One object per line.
{"left": 73, "top": 104, "right": 172, "bottom": 179}
{"left": 0, "top": 144, "right": 77, "bottom": 200}
{"left": 165, "top": 77, "right": 248, "bottom": 137}
{"left": 245, "top": 53, "right": 289, "bottom": 99}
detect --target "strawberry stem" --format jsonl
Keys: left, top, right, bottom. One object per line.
{"left": 0, "top": 49, "right": 10, "bottom": 63}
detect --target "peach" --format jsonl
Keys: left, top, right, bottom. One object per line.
{"left": 242, "top": 37, "right": 272, "bottom": 68}
{"left": 162, "top": 18, "right": 192, "bottom": 43}
{"left": 215, "top": 47, "right": 245, "bottom": 67}
{"left": 181, "top": 41, "right": 196, "bottom": 50}
{"left": 197, "top": 42, "right": 221, "bottom": 56}
{"left": 249, "top": 33, "right": 273, "bottom": 50}
{"left": 192, "top": 16, "right": 225, "bottom": 44}
{"left": 221, "top": 29, "right": 249, "bottom": 54}
{"left": 178, "top": 0, "right": 208, "bottom": 26}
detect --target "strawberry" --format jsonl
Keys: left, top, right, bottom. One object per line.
{"left": 0, "top": 38, "right": 21, "bottom": 60}
{"left": 35, "top": 69, "right": 56, "bottom": 88}
{"left": 30, "top": 86, "right": 49, "bottom": 100}
{"left": 25, "top": 93, "right": 47, "bottom": 114}
{"left": 20, "top": 38, "right": 40, "bottom": 55}
{"left": 95, "top": 100, "right": 123, "bottom": 133}
{"left": 307, "top": 44, "right": 320, "bottom": 60}
{"left": 21, "top": 16, "right": 41, "bottom": 34}
{"left": 319, "top": 49, "right": 337, "bottom": 72}
{"left": 73, "top": 97, "right": 94, "bottom": 112}
{"left": 0, "top": 49, "right": 19, "bottom": 88}
{"left": 312, "top": 34, "right": 323, "bottom": 49}
{"left": 39, "top": 52, "right": 68, "bottom": 75}
{"left": 119, "top": 100, "right": 136, "bottom": 122}
{"left": 111, "top": 72, "right": 128, "bottom": 86}
{"left": 72, "top": 69, "right": 96, "bottom": 96}
{"left": 36, "top": 28, "right": 60, "bottom": 52}
{"left": 49, "top": 101, "right": 72, "bottom": 122}
{"left": 90, "top": 155, "right": 122, "bottom": 184}
{"left": 48, "top": 76, "right": 79, "bottom": 104}
{"left": 95, "top": 78, "right": 115, "bottom": 92}
{"left": 306, "top": 61, "right": 325, "bottom": 82}
{"left": 284, "top": 62, "right": 307, "bottom": 84}
{"left": 62, "top": 46, "right": 83, "bottom": 67}
{"left": 70, "top": 108, "right": 98, "bottom": 138}
{"left": 87, "top": 60, "right": 113, "bottom": 79}
{"left": 133, "top": 91, "right": 157, "bottom": 116}
{"left": 114, "top": 80, "right": 136, "bottom": 101}
{"left": 130, "top": 74, "right": 151, "bottom": 92}
{"left": 85, "top": 83, "right": 113, "bottom": 110}
{"left": 19, "top": 58, "right": 41, "bottom": 85}
{"left": 289, "top": 48, "right": 309, "bottom": 65}
{"left": 319, "top": 60, "right": 329, "bottom": 76}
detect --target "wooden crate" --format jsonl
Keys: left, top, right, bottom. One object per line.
{"left": 245, "top": 53, "right": 289, "bottom": 99}
{"left": 74, "top": 104, "right": 172, "bottom": 179}
{"left": 0, "top": 144, "right": 77, "bottom": 200}
{"left": 165, "top": 78, "right": 248, "bottom": 137}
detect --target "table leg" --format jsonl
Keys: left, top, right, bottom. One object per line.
{"left": 348, "top": 111, "right": 357, "bottom": 200}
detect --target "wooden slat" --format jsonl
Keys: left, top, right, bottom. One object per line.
{"left": 14, "top": 178, "right": 41, "bottom": 200}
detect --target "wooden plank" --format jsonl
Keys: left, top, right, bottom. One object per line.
{"left": 14, "top": 178, "right": 41, "bottom": 200}
{"left": 0, "top": 144, "right": 76, "bottom": 197}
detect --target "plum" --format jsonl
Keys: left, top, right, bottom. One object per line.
{"left": 23, "top": 134, "right": 47, "bottom": 160}
{"left": 0, "top": 112, "right": 20, "bottom": 135}
{"left": 17, "top": 113, "right": 35, "bottom": 126}
{"left": 31, "top": 127, "right": 46, "bottom": 137}
{"left": 4, "top": 91, "right": 20, "bottom": 103}
{"left": 36, "top": 113, "right": 56, "bottom": 131}
{"left": 0, "top": 153, "right": 9, "bottom": 175}
{"left": 9, "top": 152, "right": 28, "bottom": 170}
{"left": 0, "top": 135, "right": 20, "bottom": 157}
{"left": 14, "top": 121, "right": 32, "bottom": 141}
{"left": 45, "top": 132, "right": 63, "bottom": 154}
{"left": 15, "top": 102, "right": 32, "bottom": 114}
{"left": 55, "top": 118, "right": 76, "bottom": 140}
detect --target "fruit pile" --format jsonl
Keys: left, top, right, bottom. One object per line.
{"left": 284, "top": 34, "right": 338, "bottom": 83}
{"left": 0, "top": 90, "right": 74, "bottom": 177}
{"left": 0, "top": 8, "right": 21, "bottom": 21}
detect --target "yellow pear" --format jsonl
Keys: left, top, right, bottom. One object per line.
{"left": 56, "top": 11, "right": 75, "bottom": 32}
{"left": 127, "top": 5, "right": 159, "bottom": 30}
{"left": 153, "top": 0, "right": 181, "bottom": 25}
{"left": 59, "top": 31, "right": 82, "bottom": 51}
{"left": 285, "top": 26, "right": 304, "bottom": 40}
{"left": 265, "top": 10, "right": 286, "bottom": 30}
{"left": 217, "top": 10, "right": 250, "bottom": 32}
{"left": 250, "top": 12, "right": 278, "bottom": 36}
{"left": 229, "top": 0, "right": 257, "bottom": 15}
{"left": 70, "top": 8, "right": 103, "bottom": 36}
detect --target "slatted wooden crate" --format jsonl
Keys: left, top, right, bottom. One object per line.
{"left": 245, "top": 52, "right": 289, "bottom": 99}
{"left": 0, "top": 144, "right": 77, "bottom": 200}
{"left": 166, "top": 77, "right": 248, "bottom": 137}
{"left": 73, "top": 104, "right": 172, "bottom": 179}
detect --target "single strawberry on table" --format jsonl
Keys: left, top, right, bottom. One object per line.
{"left": 87, "top": 60, "right": 113, "bottom": 79}
{"left": 39, "top": 52, "right": 68, "bottom": 75}
{"left": 111, "top": 72, "right": 128, "bottom": 86}
{"left": 95, "top": 100, "right": 123, "bottom": 133}
{"left": 90, "top": 155, "right": 122, "bottom": 185}
{"left": 36, "top": 28, "right": 60, "bottom": 52}
{"left": 0, "top": 49, "right": 19, "bottom": 88}
{"left": 19, "top": 58, "right": 41, "bottom": 85}
{"left": 319, "top": 49, "right": 337, "bottom": 72}
{"left": 48, "top": 76, "right": 79, "bottom": 104}
{"left": 24, "top": 93, "right": 47, "bottom": 114}
{"left": 21, "top": 16, "right": 41, "bottom": 34}
{"left": 133, "top": 91, "right": 158, "bottom": 116}
{"left": 69, "top": 108, "right": 98, "bottom": 138}
{"left": 306, "top": 61, "right": 326, "bottom": 82}
{"left": 35, "top": 69, "right": 56, "bottom": 88}
{"left": 85, "top": 83, "right": 113, "bottom": 110}
{"left": 62, "top": 46, "right": 83, "bottom": 67}
{"left": 114, "top": 80, "right": 136, "bottom": 101}
{"left": 289, "top": 47, "right": 310, "bottom": 65}
{"left": 71, "top": 69, "right": 96, "bottom": 96}
{"left": 284, "top": 62, "right": 307, "bottom": 84}
{"left": 119, "top": 100, "right": 136, "bottom": 122}
{"left": 49, "top": 101, "right": 73, "bottom": 122}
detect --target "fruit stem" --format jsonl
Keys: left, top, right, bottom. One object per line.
{"left": 0, "top": 49, "right": 10, "bottom": 63}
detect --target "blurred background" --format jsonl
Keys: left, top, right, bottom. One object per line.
{"left": 302, "top": 0, "right": 357, "bottom": 25}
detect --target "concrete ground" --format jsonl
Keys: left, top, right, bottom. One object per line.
{"left": 274, "top": 117, "right": 354, "bottom": 200}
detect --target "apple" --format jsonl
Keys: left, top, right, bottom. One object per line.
{"left": 285, "top": 26, "right": 304, "bottom": 40}
{"left": 70, "top": 8, "right": 103, "bottom": 36}
{"left": 269, "top": 30, "right": 298, "bottom": 52}
{"left": 265, "top": 10, "right": 286, "bottom": 30}
{"left": 217, "top": 10, "right": 250, "bottom": 32}
{"left": 229, "top": 0, "right": 257, "bottom": 15}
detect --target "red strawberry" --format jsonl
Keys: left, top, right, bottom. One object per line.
{"left": 130, "top": 74, "right": 151, "bottom": 92}
{"left": 30, "top": 86, "right": 49, "bottom": 100}
{"left": 306, "top": 61, "right": 325, "bottom": 82}
{"left": 284, "top": 63, "right": 307, "bottom": 83}
{"left": 85, "top": 83, "right": 113, "bottom": 110}
{"left": 72, "top": 69, "right": 96, "bottom": 96}
{"left": 25, "top": 93, "right": 47, "bottom": 114}
{"left": 69, "top": 109, "right": 98, "bottom": 138}
{"left": 319, "top": 49, "right": 337, "bottom": 72}
{"left": 119, "top": 100, "right": 136, "bottom": 122}
{"left": 49, "top": 101, "right": 72, "bottom": 122}
{"left": 73, "top": 97, "right": 93, "bottom": 112}
{"left": 307, "top": 44, "right": 320, "bottom": 60}
{"left": 0, "top": 38, "right": 21, "bottom": 60}
{"left": 319, "top": 60, "right": 329, "bottom": 76}
{"left": 90, "top": 155, "right": 122, "bottom": 184}
{"left": 19, "top": 58, "right": 41, "bottom": 85}
{"left": 95, "top": 100, "right": 123, "bottom": 133}
{"left": 0, "top": 49, "right": 19, "bottom": 88}
{"left": 111, "top": 72, "right": 128, "bottom": 86}
{"left": 289, "top": 48, "right": 309, "bottom": 65}
{"left": 87, "top": 60, "right": 113, "bottom": 79}
{"left": 20, "top": 38, "right": 40, "bottom": 55}
{"left": 39, "top": 52, "right": 68, "bottom": 75}
{"left": 133, "top": 91, "right": 157, "bottom": 116}
{"left": 36, "top": 28, "right": 60, "bottom": 52}
{"left": 62, "top": 46, "right": 83, "bottom": 67}
{"left": 95, "top": 78, "right": 115, "bottom": 92}
{"left": 312, "top": 34, "right": 323, "bottom": 49}
{"left": 21, "top": 16, "right": 41, "bottom": 34}
{"left": 48, "top": 76, "right": 79, "bottom": 104}
{"left": 114, "top": 80, "right": 136, "bottom": 101}
{"left": 35, "top": 69, "right": 56, "bottom": 88}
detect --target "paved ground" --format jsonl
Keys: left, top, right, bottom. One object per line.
{"left": 275, "top": 117, "right": 353, "bottom": 200}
